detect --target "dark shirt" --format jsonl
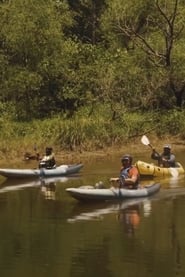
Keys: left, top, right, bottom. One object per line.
{"left": 151, "top": 151, "right": 176, "bottom": 167}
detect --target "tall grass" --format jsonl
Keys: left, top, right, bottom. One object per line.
{"left": 0, "top": 105, "right": 185, "bottom": 158}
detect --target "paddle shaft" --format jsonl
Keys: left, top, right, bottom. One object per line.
{"left": 119, "top": 176, "right": 125, "bottom": 188}
{"left": 147, "top": 143, "right": 153, "bottom": 150}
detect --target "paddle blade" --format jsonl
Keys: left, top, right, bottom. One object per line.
{"left": 141, "top": 135, "right": 150, "bottom": 146}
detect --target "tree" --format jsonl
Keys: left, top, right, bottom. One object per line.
{"left": 68, "top": 0, "right": 106, "bottom": 44}
{"left": 0, "top": 0, "right": 77, "bottom": 120}
{"left": 101, "top": 0, "right": 185, "bottom": 108}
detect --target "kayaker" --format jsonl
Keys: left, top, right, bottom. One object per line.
{"left": 39, "top": 147, "right": 56, "bottom": 169}
{"left": 151, "top": 144, "right": 176, "bottom": 167}
{"left": 110, "top": 154, "right": 140, "bottom": 189}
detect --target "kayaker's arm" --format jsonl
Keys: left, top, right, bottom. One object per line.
{"left": 110, "top": 176, "right": 137, "bottom": 186}
{"left": 124, "top": 177, "right": 137, "bottom": 184}
{"left": 151, "top": 149, "right": 161, "bottom": 160}
{"left": 163, "top": 153, "right": 175, "bottom": 163}
{"left": 41, "top": 153, "right": 55, "bottom": 162}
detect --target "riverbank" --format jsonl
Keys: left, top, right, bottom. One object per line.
{"left": 0, "top": 108, "right": 185, "bottom": 166}
{"left": 59, "top": 134, "right": 185, "bottom": 163}
{"left": 1, "top": 134, "right": 184, "bottom": 167}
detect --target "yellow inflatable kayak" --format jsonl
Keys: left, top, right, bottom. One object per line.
{"left": 136, "top": 160, "right": 185, "bottom": 177}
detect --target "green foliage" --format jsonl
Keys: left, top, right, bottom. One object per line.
{"left": 100, "top": 0, "right": 185, "bottom": 108}
{"left": 2, "top": 0, "right": 185, "bottom": 157}
{"left": 0, "top": 0, "right": 77, "bottom": 120}
{"left": 0, "top": 0, "right": 185, "bottom": 122}
{"left": 155, "top": 109, "right": 185, "bottom": 137}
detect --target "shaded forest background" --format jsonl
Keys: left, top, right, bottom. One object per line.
{"left": 0, "top": 0, "right": 185, "bottom": 155}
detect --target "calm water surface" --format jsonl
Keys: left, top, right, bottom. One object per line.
{"left": 0, "top": 151, "right": 185, "bottom": 277}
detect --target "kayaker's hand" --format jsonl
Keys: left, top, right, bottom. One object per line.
{"left": 162, "top": 157, "right": 167, "bottom": 162}
{"left": 110, "top": 178, "right": 119, "bottom": 182}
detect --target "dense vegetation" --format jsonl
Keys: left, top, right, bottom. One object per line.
{"left": 0, "top": 0, "right": 185, "bottom": 155}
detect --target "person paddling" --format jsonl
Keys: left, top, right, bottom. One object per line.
{"left": 151, "top": 144, "right": 176, "bottom": 168}
{"left": 39, "top": 147, "right": 56, "bottom": 169}
{"left": 110, "top": 154, "right": 140, "bottom": 189}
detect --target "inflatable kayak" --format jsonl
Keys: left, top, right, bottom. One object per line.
{"left": 66, "top": 183, "right": 160, "bottom": 202}
{"left": 0, "top": 163, "right": 83, "bottom": 179}
{"left": 135, "top": 160, "right": 184, "bottom": 177}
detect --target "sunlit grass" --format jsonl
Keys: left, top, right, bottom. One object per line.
{"left": 0, "top": 105, "right": 185, "bottom": 160}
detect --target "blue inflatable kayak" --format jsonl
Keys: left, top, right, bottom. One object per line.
{"left": 66, "top": 183, "right": 160, "bottom": 202}
{"left": 0, "top": 163, "right": 83, "bottom": 179}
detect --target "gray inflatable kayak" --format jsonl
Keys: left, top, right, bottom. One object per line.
{"left": 66, "top": 183, "right": 161, "bottom": 201}
{"left": 0, "top": 163, "right": 83, "bottom": 179}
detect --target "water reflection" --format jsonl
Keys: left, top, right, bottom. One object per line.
{"left": 140, "top": 172, "right": 185, "bottom": 191}
{"left": 143, "top": 199, "right": 152, "bottom": 217}
{"left": 40, "top": 179, "right": 56, "bottom": 200}
{"left": 0, "top": 151, "right": 185, "bottom": 277}
{"left": 67, "top": 197, "right": 152, "bottom": 224}
{"left": 165, "top": 174, "right": 185, "bottom": 188}
{"left": 0, "top": 176, "right": 69, "bottom": 196}
{"left": 117, "top": 203, "right": 141, "bottom": 237}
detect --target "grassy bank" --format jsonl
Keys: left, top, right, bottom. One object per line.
{"left": 0, "top": 106, "right": 185, "bottom": 164}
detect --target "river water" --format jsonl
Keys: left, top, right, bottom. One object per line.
{"left": 0, "top": 150, "right": 185, "bottom": 277}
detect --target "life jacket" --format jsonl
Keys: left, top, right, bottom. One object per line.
{"left": 120, "top": 166, "right": 132, "bottom": 179}
{"left": 120, "top": 166, "right": 139, "bottom": 187}
{"left": 161, "top": 153, "right": 176, "bottom": 167}
{"left": 39, "top": 154, "right": 56, "bottom": 169}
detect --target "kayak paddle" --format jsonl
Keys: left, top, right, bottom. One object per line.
{"left": 141, "top": 135, "right": 160, "bottom": 156}
{"left": 141, "top": 135, "right": 154, "bottom": 150}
